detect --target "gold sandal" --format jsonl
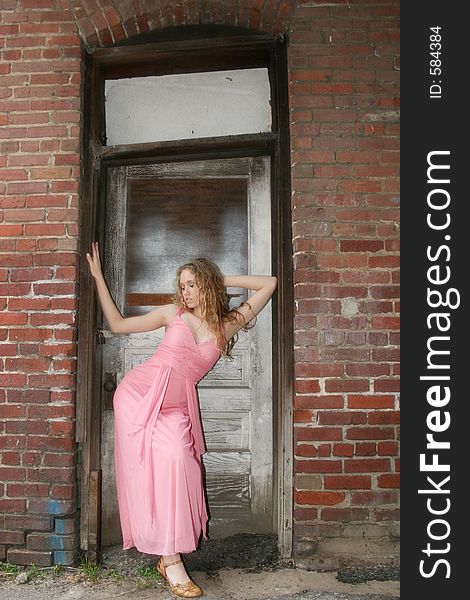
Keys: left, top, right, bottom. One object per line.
{"left": 156, "top": 556, "right": 203, "bottom": 598}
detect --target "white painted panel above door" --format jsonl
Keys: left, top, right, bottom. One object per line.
{"left": 104, "top": 68, "right": 271, "bottom": 146}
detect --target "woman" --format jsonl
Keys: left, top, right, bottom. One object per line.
{"left": 86, "top": 242, "right": 277, "bottom": 598}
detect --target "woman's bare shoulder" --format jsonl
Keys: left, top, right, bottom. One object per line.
{"left": 145, "top": 303, "right": 178, "bottom": 325}
{"left": 160, "top": 303, "right": 178, "bottom": 322}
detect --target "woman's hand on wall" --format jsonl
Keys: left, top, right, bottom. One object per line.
{"left": 86, "top": 241, "right": 104, "bottom": 281}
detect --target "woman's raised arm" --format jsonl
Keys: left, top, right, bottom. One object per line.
{"left": 223, "top": 274, "right": 277, "bottom": 340}
{"left": 86, "top": 241, "right": 174, "bottom": 334}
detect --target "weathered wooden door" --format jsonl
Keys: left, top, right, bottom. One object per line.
{"left": 99, "top": 157, "right": 273, "bottom": 545}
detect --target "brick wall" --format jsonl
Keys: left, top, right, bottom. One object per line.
{"left": 289, "top": 1, "right": 400, "bottom": 562}
{"left": 1, "top": 0, "right": 399, "bottom": 567}
{"left": 0, "top": 0, "right": 82, "bottom": 566}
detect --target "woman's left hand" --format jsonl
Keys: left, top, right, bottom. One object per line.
{"left": 86, "top": 241, "right": 104, "bottom": 281}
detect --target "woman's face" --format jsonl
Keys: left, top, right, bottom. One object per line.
{"left": 179, "top": 269, "right": 200, "bottom": 309}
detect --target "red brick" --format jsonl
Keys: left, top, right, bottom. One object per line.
{"left": 295, "top": 444, "right": 318, "bottom": 457}
{"left": 27, "top": 531, "right": 76, "bottom": 550}
{"left": 318, "top": 411, "right": 367, "bottom": 425}
{"left": 321, "top": 507, "right": 369, "bottom": 521}
{"left": 4, "top": 514, "right": 53, "bottom": 531}
{"left": 295, "top": 395, "right": 344, "bottom": 409}
{"left": 7, "top": 547, "right": 53, "bottom": 567}
{"left": 374, "top": 508, "right": 400, "bottom": 521}
{"left": 342, "top": 271, "right": 390, "bottom": 284}
{"left": 344, "top": 458, "right": 391, "bottom": 473}
{"left": 295, "top": 491, "right": 345, "bottom": 506}
{"left": 377, "top": 474, "right": 400, "bottom": 489}
{"left": 2, "top": 450, "right": 24, "bottom": 464}
{"left": 325, "top": 379, "right": 370, "bottom": 393}
{"left": 0, "top": 373, "right": 27, "bottom": 387}
{"left": 322, "top": 348, "right": 370, "bottom": 362}
{"left": 0, "top": 224, "right": 23, "bottom": 236}
{"left": 38, "top": 454, "right": 71, "bottom": 470}
{"left": 26, "top": 433, "right": 75, "bottom": 451}
{"left": 318, "top": 254, "right": 368, "bottom": 268}
{"left": 0, "top": 530, "right": 26, "bottom": 544}
{"left": 370, "top": 316, "right": 400, "bottom": 329}
{"left": 295, "top": 459, "right": 342, "bottom": 473}
{"left": 30, "top": 312, "right": 75, "bottom": 326}
{"left": 346, "top": 427, "right": 395, "bottom": 441}
{"left": 348, "top": 395, "right": 394, "bottom": 409}
{"left": 51, "top": 484, "right": 77, "bottom": 500}
{"left": 296, "top": 364, "right": 343, "bottom": 378}
{"left": 294, "top": 348, "right": 321, "bottom": 363}
{"left": 359, "top": 301, "right": 393, "bottom": 314}
{"left": 294, "top": 410, "right": 315, "bottom": 424}
{"left": 0, "top": 312, "right": 28, "bottom": 325}
{"left": 346, "top": 364, "right": 390, "bottom": 377}
{"left": 351, "top": 491, "right": 398, "bottom": 506}
{"left": 49, "top": 421, "right": 74, "bottom": 436}
{"left": 324, "top": 475, "right": 371, "bottom": 490}
{"left": 10, "top": 267, "right": 52, "bottom": 282}
{"left": 294, "top": 507, "right": 319, "bottom": 521}
{"left": 321, "top": 286, "right": 367, "bottom": 299}
{"left": 0, "top": 498, "right": 27, "bottom": 512}
{"left": 370, "top": 339, "right": 397, "bottom": 354}
{"left": 294, "top": 270, "right": 340, "bottom": 284}
{"left": 27, "top": 405, "right": 74, "bottom": 421}
{"left": 0, "top": 467, "right": 26, "bottom": 481}
{"left": 378, "top": 441, "right": 399, "bottom": 456}
{"left": 368, "top": 256, "right": 400, "bottom": 269}
{"left": 19, "top": 343, "right": 40, "bottom": 355}
{"left": 370, "top": 286, "right": 400, "bottom": 300}
{"left": 33, "top": 282, "right": 76, "bottom": 295}
{"left": 9, "top": 329, "right": 53, "bottom": 342}
{"left": 28, "top": 467, "right": 75, "bottom": 486}
{"left": 341, "top": 179, "right": 383, "bottom": 192}
{"left": 8, "top": 297, "right": 51, "bottom": 311}
{"left": 368, "top": 411, "right": 400, "bottom": 425}
{"left": 332, "top": 443, "right": 354, "bottom": 457}
{"left": 374, "top": 379, "right": 400, "bottom": 392}
{"left": 340, "top": 240, "right": 383, "bottom": 252}
{"left": 5, "top": 357, "right": 49, "bottom": 371}
{"left": 294, "top": 427, "right": 343, "bottom": 442}
{"left": 33, "top": 252, "right": 77, "bottom": 266}
{"left": 6, "top": 482, "right": 50, "bottom": 497}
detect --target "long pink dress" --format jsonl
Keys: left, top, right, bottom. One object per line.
{"left": 112, "top": 307, "right": 220, "bottom": 555}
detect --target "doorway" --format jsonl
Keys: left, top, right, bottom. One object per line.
{"left": 99, "top": 157, "right": 273, "bottom": 545}
{"left": 77, "top": 29, "right": 293, "bottom": 563}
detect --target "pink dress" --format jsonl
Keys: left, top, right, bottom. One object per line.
{"left": 112, "top": 307, "right": 220, "bottom": 555}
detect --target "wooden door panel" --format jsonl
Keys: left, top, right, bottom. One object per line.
{"left": 202, "top": 413, "right": 250, "bottom": 449}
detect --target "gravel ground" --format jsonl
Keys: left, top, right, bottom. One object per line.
{"left": 0, "top": 535, "right": 399, "bottom": 600}
{"left": 0, "top": 571, "right": 400, "bottom": 600}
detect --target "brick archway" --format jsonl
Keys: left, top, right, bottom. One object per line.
{"left": 68, "top": 0, "right": 296, "bottom": 50}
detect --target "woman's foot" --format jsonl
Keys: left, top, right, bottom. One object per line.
{"left": 163, "top": 554, "right": 190, "bottom": 584}
{"left": 157, "top": 555, "right": 202, "bottom": 598}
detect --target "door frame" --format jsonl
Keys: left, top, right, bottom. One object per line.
{"left": 76, "top": 29, "right": 294, "bottom": 563}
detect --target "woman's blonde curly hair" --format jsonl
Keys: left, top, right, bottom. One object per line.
{"left": 173, "top": 258, "right": 253, "bottom": 357}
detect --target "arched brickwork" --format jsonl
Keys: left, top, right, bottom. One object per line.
{"left": 67, "top": 0, "right": 297, "bottom": 50}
